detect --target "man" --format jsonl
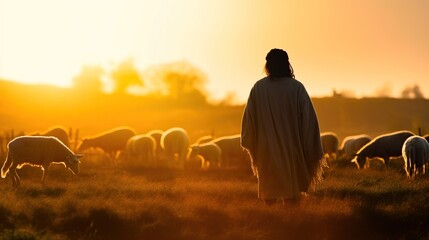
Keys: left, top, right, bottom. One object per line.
{"left": 241, "top": 48, "right": 325, "bottom": 205}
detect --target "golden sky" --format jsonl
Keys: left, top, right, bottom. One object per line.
{"left": 1, "top": 0, "right": 428, "bottom": 102}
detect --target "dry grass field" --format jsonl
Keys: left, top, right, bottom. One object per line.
{"left": 0, "top": 159, "right": 428, "bottom": 240}
{"left": 1, "top": 81, "right": 429, "bottom": 239}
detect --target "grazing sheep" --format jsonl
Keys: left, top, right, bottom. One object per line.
{"left": 1, "top": 136, "right": 83, "bottom": 186}
{"left": 188, "top": 142, "right": 222, "bottom": 168}
{"left": 78, "top": 127, "right": 135, "bottom": 160}
{"left": 32, "top": 126, "right": 70, "bottom": 147}
{"left": 338, "top": 134, "right": 371, "bottom": 161}
{"left": 147, "top": 129, "right": 164, "bottom": 160}
{"left": 160, "top": 127, "right": 190, "bottom": 169}
{"left": 321, "top": 132, "right": 339, "bottom": 163}
{"left": 352, "top": 130, "right": 414, "bottom": 169}
{"left": 212, "top": 134, "right": 248, "bottom": 168}
{"left": 185, "top": 154, "right": 205, "bottom": 170}
{"left": 195, "top": 135, "right": 214, "bottom": 145}
{"left": 402, "top": 136, "right": 429, "bottom": 178}
{"left": 126, "top": 135, "right": 156, "bottom": 164}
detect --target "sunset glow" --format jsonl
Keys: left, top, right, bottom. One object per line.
{"left": 1, "top": 2, "right": 429, "bottom": 239}
{"left": 1, "top": 0, "right": 428, "bottom": 102}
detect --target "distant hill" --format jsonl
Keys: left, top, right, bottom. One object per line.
{"left": 1, "top": 79, "right": 428, "bottom": 142}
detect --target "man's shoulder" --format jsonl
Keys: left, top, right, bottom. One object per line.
{"left": 254, "top": 76, "right": 269, "bottom": 85}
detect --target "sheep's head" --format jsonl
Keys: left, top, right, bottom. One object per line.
{"left": 187, "top": 145, "right": 200, "bottom": 160}
{"left": 351, "top": 154, "right": 366, "bottom": 169}
{"left": 65, "top": 154, "right": 83, "bottom": 175}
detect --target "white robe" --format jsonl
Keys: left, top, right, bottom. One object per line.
{"left": 241, "top": 77, "right": 324, "bottom": 199}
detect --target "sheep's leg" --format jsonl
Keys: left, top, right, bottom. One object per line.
{"left": 10, "top": 163, "right": 20, "bottom": 187}
{"left": 148, "top": 151, "right": 153, "bottom": 164}
{"left": 111, "top": 151, "right": 118, "bottom": 165}
{"left": 41, "top": 165, "right": 49, "bottom": 185}
{"left": 217, "top": 155, "right": 222, "bottom": 168}
{"left": 383, "top": 157, "right": 390, "bottom": 169}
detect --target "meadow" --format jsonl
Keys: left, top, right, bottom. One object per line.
{"left": 0, "top": 159, "right": 428, "bottom": 240}
{"left": 1, "top": 81, "right": 429, "bottom": 239}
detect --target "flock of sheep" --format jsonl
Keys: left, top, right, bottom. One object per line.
{"left": 0, "top": 126, "right": 249, "bottom": 186}
{"left": 0, "top": 126, "right": 428, "bottom": 186}
{"left": 321, "top": 130, "right": 429, "bottom": 178}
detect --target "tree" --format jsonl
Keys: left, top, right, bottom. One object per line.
{"left": 150, "top": 61, "right": 208, "bottom": 104}
{"left": 72, "top": 65, "right": 104, "bottom": 94}
{"left": 401, "top": 84, "right": 424, "bottom": 99}
{"left": 110, "top": 59, "right": 143, "bottom": 94}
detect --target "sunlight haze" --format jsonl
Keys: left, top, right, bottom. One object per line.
{"left": 1, "top": 0, "right": 428, "bottom": 102}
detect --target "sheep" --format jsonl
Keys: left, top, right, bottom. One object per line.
{"left": 147, "top": 129, "right": 164, "bottom": 160}
{"left": 195, "top": 135, "right": 214, "bottom": 145}
{"left": 77, "top": 127, "right": 135, "bottom": 160}
{"left": 352, "top": 130, "right": 415, "bottom": 169}
{"left": 1, "top": 136, "right": 83, "bottom": 186}
{"left": 402, "top": 135, "right": 429, "bottom": 178}
{"left": 32, "top": 126, "right": 70, "bottom": 147}
{"left": 338, "top": 134, "right": 371, "bottom": 161}
{"left": 212, "top": 134, "right": 248, "bottom": 168}
{"left": 188, "top": 142, "right": 222, "bottom": 168}
{"left": 321, "top": 132, "right": 339, "bottom": 163}
{"left": 160, "top": 127, "right": 190, "bottom": 169}
{"left": 126, "top": 134, "right": 156, "bottom": 164}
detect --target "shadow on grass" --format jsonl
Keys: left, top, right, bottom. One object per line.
{"left": 0, "top": 204, "right": 14, "bottom": 229}
{"left": 313, "top": 178, "right": 429, "bottom": 239}
{"left": 14, "top": 186, "right": 67, "bottom": 198}
{"left": 57, "top": 206, "right": 189, "bottom": 240}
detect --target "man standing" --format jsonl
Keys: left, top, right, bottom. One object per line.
{"left": 241, "top": 48, "right": 325, "bottom": 205}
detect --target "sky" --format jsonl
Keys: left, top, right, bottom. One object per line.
{"left": 1, "top": 0, "right": 428, "bottom": 103}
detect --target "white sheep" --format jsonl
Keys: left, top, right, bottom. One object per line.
{"left": 160, "top": 127, "right": 190, "bottom": 169}
{"left": 126, "top": 134, "right": 156, "bottom": 164}
{"left": 1, "top": 136, "right": 83, "bottom": 186}
{"left": 338, "top": 134, "right": 371, "bottom": 161}
{"left": 352, "top": 130, "right": 414, "bottom": 169}
{"left": 212, "top": 134, "right": 248, "bottom": 168}
{"left": 402, "top": 135, "right": 429, "bottom": 178}
{"left": 33, "top": 126, "right": 70, "bottom": 148}
{"left": 195, "top": 135, "right": 214, "bottom": 145}
{"left": 147, "top": 129, "right": 164, "bottom": 161}
{"left": 321, "top": 132, "right": 339, "bottom": 163}
{"left": 188, "top": 142, "right": 222, "bottom": 168}
{"left": 78, "top": 127, "right": 135, "bottom": 160}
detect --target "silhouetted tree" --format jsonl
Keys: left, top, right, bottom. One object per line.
{"left": 150, "top": 61, "right": 208, "bottom": 104}
{"left": 111, "top": 59, "right": 143, "bottom": 94}
{"left": 72, "top": 65, "right": 104, "bottom": 94}
{"left": 401, "top": 84, "right": 425, "bottom": 99}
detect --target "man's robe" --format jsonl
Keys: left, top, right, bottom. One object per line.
{"left": 241, "top": 77, "right": 324, "bottom": 199}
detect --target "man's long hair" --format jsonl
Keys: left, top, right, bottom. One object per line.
{"left": 264, "top": 48, "right": 295, "bottom": 78}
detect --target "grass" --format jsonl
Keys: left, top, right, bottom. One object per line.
{"left": 0, "top": 159, "right": 428, "bottom": 240}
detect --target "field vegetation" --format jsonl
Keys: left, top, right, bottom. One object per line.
{"left": 0, "top": 80, "right": 429, "bottom": 239}
{"left": 0, "top": 160, "right": 428, "bottom": 240}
